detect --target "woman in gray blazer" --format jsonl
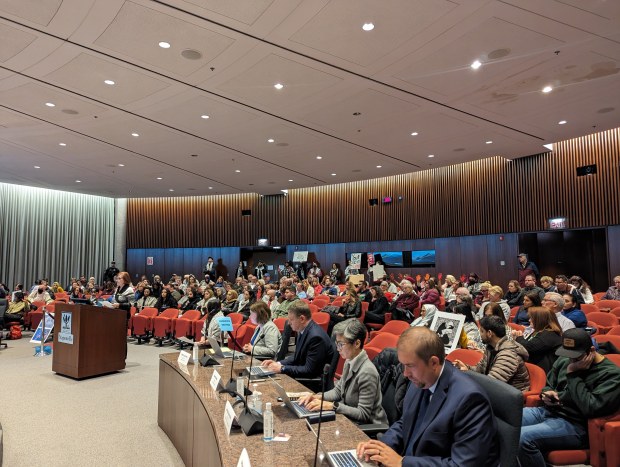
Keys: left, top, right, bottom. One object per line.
{"left": 299, "top": 320, "right": 388, "bottom": 425}
{"left": 242, "top": 301, "right": 282, "bottom": 359}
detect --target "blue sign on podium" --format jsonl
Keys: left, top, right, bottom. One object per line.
{"left": 217, "top": 317, "right": 234, "bottom": 332}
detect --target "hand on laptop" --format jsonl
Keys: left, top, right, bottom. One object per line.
{"left": 262, "top": 360, "right": 282, "bottom": 373}
{"left": 357, "top": 440, "right": 402, "bottom": 467}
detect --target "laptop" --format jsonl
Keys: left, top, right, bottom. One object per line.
{"left": 207, "top": 336, "right": 237, "bottom": 359}
{"left": 305, "top": 419, "right": 374, "bottom": 467}
{"left": 246, "top": 365, "right": 277, "bottom": 378}
{"left": 272, "top": 380, "right": 335, "bottom": 419}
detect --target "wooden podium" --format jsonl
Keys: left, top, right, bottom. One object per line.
{"left": 52, "top": 304, "right": 126, "bottom": 379}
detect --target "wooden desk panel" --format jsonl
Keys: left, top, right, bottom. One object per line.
{"left": 158, "top": 353, "right": 369, "bottom": 466}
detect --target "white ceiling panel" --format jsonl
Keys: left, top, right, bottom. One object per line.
{"left": 180, "top": 0, "right": 275, "bottom": 26}
{"left": 0, "top": 0, "right": 62, "bottom": 26}
{"left": 0, "top": 22, "right": 37, "bottom": 62}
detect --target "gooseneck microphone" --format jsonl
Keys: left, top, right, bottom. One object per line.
{"left": 313, "top": 363, "right": 331, "bottom": 467}
{"left": 220, "top": 326, "right": 252, "bottom": 396}
{"left": 238, "top": 332, "right": 266, "bottom": 436}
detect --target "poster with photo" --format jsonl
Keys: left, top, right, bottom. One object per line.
{"left": 350, "top": 253, "right": 362, "bottom": 269}
{"left": 429, "top": 311, "right": 465, "bottom": 354}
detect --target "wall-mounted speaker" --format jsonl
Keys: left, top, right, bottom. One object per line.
{"left": 241, "top": 209, "right": 252, "bottom": 216}
{"left": 576, "top": 164, "right": 597, "bottom": 177}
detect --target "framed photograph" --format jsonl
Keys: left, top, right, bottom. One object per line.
{"left": 429, "top": 311, "right": 465, "bottom": 354}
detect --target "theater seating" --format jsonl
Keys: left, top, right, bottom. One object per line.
{"left": 365, "top": 333, "right": 399, "bottom": 361}
{"left": 581, "top": 303, "right": 600, "bottom": 315}
{"left": 312, "top": 312, "right": 330, "bottom": 333}
{"left": 608, "top": 325, "right": 620, "bottom": 336}
{"left": 228, "top": 322, "right": 257, "bottom": 351}
{"left": 152, "top": 308, "right": 181, "bottom": 346}
{"left": 596, "top": 300, "right": 620, "bottom": 311}
{"left": 368, "top": 320, "right": 409, "bottom": 341}
{"left": 588, "top": 312, "right": 619, "bottom": 334}
{"left": 173, "top": 310, "right": 201, "bottom": 342}
{"left": 308, "top": 304, "right": 319, "bottom": 314}
{"left": 523, "top": 362, "right": 547, "bottom": 407}
{"left": 445, "top": 348, "right": 483, "bottom": 367}
{"left": 132, "top": 307, "right": 158, "bottom": 344}
{"left": 594, "top": 334, "right": 620, "bottom": 349}
{"left": 273, "top": 317, "right": 287, "bottom": 333}
{"left": 312, "top": 296, "right": 330, "bottom": 309}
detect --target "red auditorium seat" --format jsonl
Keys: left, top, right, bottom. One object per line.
{"left": 152, "top": 308, "right": 180, "bottom": 346}
{"left": 523, "top": 363, "right": 548, "bottom": 407}
{"left": 445, "top": 348, "right": 483, "bottom": 367}
{"left": 594, "top": 334, "right": 620, "bottom": 349}
{"left": 607, "top": 325, "right": 620, "bottom": 336}
{"left": 610, "top": 307, "right": 620, "bottom": 320}
{"left": 308, "top": 304, "right": 319, "bottom": 314}
{"left": 273, "top": 318, "right": 287, "bottom": 333}
{"left": 312, "top": 312, "right": 330, "bottom": 333}
{"left": 588, "top": 312, "right": 619, "bottom": 334}
{"left": 596, "top": 300, "right": 620, "bottom": 311}
{"left": 581, "top": 303, "right": 599, "bottom": 315}
{"left": 369, "top": 320, "right": 409, "bottom": 341}
{"left": 228, "top": 322, "right": 257, "bottom": 351}
{"left": 173, "top": 310, "right": 201, "bottom": 340}
{"left": 592, "top": 292, "right": 605, "bottom": 302}
{"left": 132, "top": 307, "right": 159, "bottom": 344}
{"left": 365, "top": 333, "right": 399, "bottom": 361}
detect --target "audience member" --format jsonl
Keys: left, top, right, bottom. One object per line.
{"left": 602, "top": 275, "right": 620, "bottom": 300}
{"left": 513, "top": 307, "right": 562, "bottom": 373}
{"left": 242, "top": 302, "right": 281, "bottom": 359}
{"left": 198, "top": 300, "right": 225, "bottom": 345}
{"left": 410, "top": 304, "right": 437, "bottom": 328}
{"left": 513, "top": 291, "right": 542, "bottom": 326}
{"left": 390, "top": 281, "right": 420, "bottom": 322}
{"left": 561, "top": 293, "right": 587, "bottom": 328}
{"left": 554, "top": 275, "right": 585, "bottom": 306}
{"left": 154, "top": 288, "right": 176, "bottom": 313}
{"left": 135, "top": 287, "right": 156, "bottom": 310}
{"left": 477, "top": 285, "right": 510, "bottom": 321}
{"left": 299, "top": 321, "right": 388, "bottom": 425}
{"left": 111, "top": 271, "right": 135, "bottom": 320}
{"left": 1, "top": 292, "right": 29, "bottom": 326}
{"left": 539, "top": 276, "right": 557, "bottom": 293}
{"left": 328, "top": 289, "right": 361, "bottom": 335}
{"left": 454, "top": 315, "right": 530, "bottom": 391}
{"left": 365, "top": 286, "right": 390, "bottom": 325}
{"left": 357, "top": 326, "right": 499, "bottom": 466}
{"left": 505, "top": 280, "right": 524, "bottom": 307}
{"left": 329, "top": 263, "right": 342, "bottom": 284}
{"left": 28, "top": 283, "right": 53, "bottom": 304}
{"left": 542, "top": 292, "right": 576, "bottom": 332}
{"left": 519, "top": 328, "right": 620, "bottom": 466}
{"left": 569, "top": 275, "right": 594, "bottom": 304}
{"left": 518, "top": 253, "right": 540, "bottom": 287}
{"left": 419, "top": 278, "right": 441, "bottom": 307}
{"left": 453, "top": 300, "right": 483, "bottom": 350}
{"left": 523, "top": 275, "right": 545, "bottom": 300}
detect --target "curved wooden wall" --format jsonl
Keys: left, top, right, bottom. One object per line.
{"left": 127, "top": 128, "right": 620, "bottom": 248}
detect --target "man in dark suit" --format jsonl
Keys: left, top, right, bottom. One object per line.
{"left": 262, "top": 300, "right": 334, "bottom": 388}
{"left": 357, "top": 326, "right": 500, "bottom": 466}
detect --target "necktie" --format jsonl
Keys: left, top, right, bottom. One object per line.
{"left": 406, "top": 389, "right": 431, "bottom": 456}
{"left": 251, "top": 327, "right": 260, "bottom": 345}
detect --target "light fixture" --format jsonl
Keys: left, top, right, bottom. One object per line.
{"left": 235, "top": 169, "right": 241, "bottom": 173}
{"left": 169, "top": 189, "right": 174, "bottom": 192}
{"left": 542, "top": 86, "right": 553, "bottom": 93}
{"left": 75, "top": 180, "right": 81, "bottom": 183}
{"left": 131, "top": 132, "right": 139, "bottom": 137}
{"left": 470, "top": 60, "right": 482, "bottom": 70}
{"left": 156, "top": 177, "right": 163, "bottom": 180}
{"left": 543, "top": 143, "right": 553, "bottom": 151}
{"left": 376, "top": 165, "right": 382, "bottom": 168}
{"left": 118, "top": 164, "right": 125, "bottom": 167}
{"left": 316, "top": 156, "right": 322, "bottom": 160}
{"left": 201, "top": 115, "right": 209, "bottom": 119}
{"left": 34, "top": 165, "right": 40, "bottom": 169}
{"left": 104, "top": 79, "right": 115, "bottom": 85}
{"left": 59, "top": 143, "right": 67, "bottom": 146}
{"left": 362, "top": 23, "right": 375, "bottom": 31}
{"left": 159, "top": 41, "right": 171, "bottom": 49}
{"left": 267, "top": 138, "right": 275, "bottom": 143}
{"left": 288, "top": 179, "right": 293, "bottom": 182}
{"left": 410, "top": 132, "right": 418, "bottom": 136}
{"left": 208, "top": 186, "right": 213, "bottom": 189}
{"left": 486, "top": 141, "right": 493, "bottom": 144}
{"left": 331, "top": 173, "right": 336, "bottom": 176}
{"left": 281, "top": 189, "right": 288, "bottom": 194}
{"left": 45, "top": 102, "right": 55, "bottom": 107}
{"left": 428, "top": 154, "right": 435, "bottom": 158}
{"left": 558, "top": 120, "right": 567, "bottom": 125}
{"left": 274, "top": 83, "right": 284, "bottom": 90}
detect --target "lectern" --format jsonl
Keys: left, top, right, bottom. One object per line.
{"left": 52, "top": 304, "right": 126, "bottom": 379}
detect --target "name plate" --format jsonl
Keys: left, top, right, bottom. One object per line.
{"left": 217, "top": 317, "right": 234, "bottom": 332}
{"left": 210, "top": 369, "right": 222, "bottom": 391}
{"left": 237, "top": 448, "right": 252, "bottom": 467}
{"left": 224, "top": 401, "right": 237, "bottom": 435}
{"left": 177, "top": 351, "right": 191, "bottom": 366}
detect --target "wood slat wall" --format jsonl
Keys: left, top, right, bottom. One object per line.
{"left": 127, "top": 128, "right": 620, "bottom": 249}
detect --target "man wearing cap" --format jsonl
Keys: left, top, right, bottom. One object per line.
{"left": 518, "top": 253, "right": 539, "bottom": 288}
{"left": 103, "top": 261, "right": 119, "bottom": 284}
{"left": 518, "top": 328, "right": 620, "bottom": 467}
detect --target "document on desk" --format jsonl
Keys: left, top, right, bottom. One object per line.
{"left": 210, "top": 369, "right": 222, "bottom": 391}
{"left": 224, "top": 401, "right": 237, "bottom": 435}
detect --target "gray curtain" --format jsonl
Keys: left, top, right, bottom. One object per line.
{"left": 0, "top": 183, "right": 115, "bottom": 291}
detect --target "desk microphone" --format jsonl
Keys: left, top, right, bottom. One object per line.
{"left": 220, "top": 326, "right": 253, "bottom": 396}
{"left": 238, "top": 332, "right": 266, "bottom": 436}
{"left": 199, "top": 343, "right": 218, "bottom": 367}
{"left": 314, "top": 363, "right": 331, "bottom": 467}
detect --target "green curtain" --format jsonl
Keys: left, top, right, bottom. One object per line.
{"left": 0, "top": 183, "right": 115, "bottom": 290}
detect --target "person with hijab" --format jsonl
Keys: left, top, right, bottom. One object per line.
{"left": 410, "top": 304, "right": 437, "bottom": 327}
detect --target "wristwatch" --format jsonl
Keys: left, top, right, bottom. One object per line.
{"left": 333, "top": 401, "right": 340, "bottom": 410}
{"left": 280, "top": 365, "right": 285, "bottom": 373}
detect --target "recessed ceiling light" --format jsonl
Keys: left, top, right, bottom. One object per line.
{"left": 118, "top": 164, "right": 125, "bottom": 167}
{"left": 331, "top": 173, "right": 336, "bottom": 176}
{"left": 470, "top": 60, "right": 482, "bottom": 70}
{"left": 75, "top": 180, "right": 81, "bottom": 183}
{"left": 235, "top": 170, "right": 241, "bottom": 173}
{"left": 542, "top": 86, "right": 553, "bottom": 93}
{"left": 169, "top": 189, "right": 174, "bottom": 192}
{"left": 376, "top": 165, "right": 382, "bottom": 168}
{"left": 59, "top": 143, "right": 66, "bottom": 146}
{"left": 156, "top": 177, "right": 163, "bottom": 180}
{"left": 558, "top": 120, "right": 567, "bottom": 125}
{"left": 288, "top": 179, "right": 293, "bottom": 182}
{"left": 274, "top": 83, "right": 284, "bottom": 90}
{"left": 159, "top": 41, "right": 171, "bottom": 49}
{"left": 316, "top": 156, "right": 322, "bottom": 160}
{"left": 104, "top": 79, "right": 115, "bottom": 85}
{"left": 131, "top": 132, "right": 139, "bottom": 137}
{"left": 208, "top": 186, "right": 213, "bottom": 189}
{"left": 362, "top": 23, "right": 375, "bottom": 31}
{"left": 267, "top": 138, "right": 275, "bottom": 143}
{"left": 34, "top": 165, "right": 40, "bottom": 169}
{"left": 201, "top": 114, "right": 209, "bottom": 119}
{"left": 486, "top": 141, "right": 493, "bottom": 144}
{"left": 45, "top": 102, "right": 55, "bottom": 107}
{"left": 428, "top": 154, "right": 435, "bottom": 158}
{"left": 410, "top": 132, "right": 418, "bottom": 136}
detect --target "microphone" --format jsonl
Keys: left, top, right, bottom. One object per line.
{"left": 220, "top": 326, "right": 253, "bottom": 396}
{"left": 238, "top": 330, "right": 266, "bottom": 436}
{"left": 314, "top": 363, "right": 331, "bottom": 467}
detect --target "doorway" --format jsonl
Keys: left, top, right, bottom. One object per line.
{"left": 240, "top": 247, "right": 288, "bottom": 280}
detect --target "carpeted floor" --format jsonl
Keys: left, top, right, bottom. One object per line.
{"left": 0, "top": 333, "right": 184, "bottom": 466}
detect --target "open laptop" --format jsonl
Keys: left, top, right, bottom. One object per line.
{"left": 245, "top": 365, "right": 277, "bottom": 378}
{"left": 207, "top": 336, "right": 238, "bottom": 359}
{"left": 305, "top": 419, "right": 373, "bottom": 467}
{"left": 272, "top": 380, "right": 335, "bottom": 419}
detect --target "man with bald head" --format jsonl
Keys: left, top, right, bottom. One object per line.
{"left": 357, "top": 327, "right": 499, "bottom": 466}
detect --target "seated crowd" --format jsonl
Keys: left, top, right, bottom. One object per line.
{"left": 2, "top": 263, "right": 620, "bottom": 466}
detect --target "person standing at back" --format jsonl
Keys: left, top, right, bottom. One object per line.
{"left": 518, "top": 253, "right": 540, "bottom": 288}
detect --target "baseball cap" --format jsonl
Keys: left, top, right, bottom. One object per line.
{"left": 555, "top": 328, "right": 593, "bottom": 358}
{"left": 517, "top": 253, "right": 527, "bottom": 258}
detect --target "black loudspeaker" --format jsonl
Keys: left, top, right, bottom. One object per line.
{"left": 238, "top": 408, "right": 263, "bottom": 436}
{"left": 369, "top": 198, "right": 378, "bottom": 206}
{"left": 241, "top": 209, "right": 252, "bottom": 216}
{"left": 199, "top": 355, "right": 219, "bottom": 367}
{"left": 576, "top": 164, "right": 597, "bottom": 176}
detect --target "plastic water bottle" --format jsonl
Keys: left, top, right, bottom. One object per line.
{"left": 263, "top": 402, "right": 273, "bottom": 442}
{"left": 192, "top": 343, "right": 199, "bottom": 364}
{"left": 236, "top": 376, "right": 245, "bottom": 396}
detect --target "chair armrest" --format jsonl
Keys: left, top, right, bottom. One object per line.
{"left": 358, "top": 423, "right": 390, "bottom": 438}
{"left": 384, "top": 313, "right": 392, "bottom": 323}
{"left": 525, "top": 395, "right": 542, "bottom": 407}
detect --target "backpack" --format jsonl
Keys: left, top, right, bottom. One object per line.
{"left": 9, "top": 325, "right": 22, "bottom": 340}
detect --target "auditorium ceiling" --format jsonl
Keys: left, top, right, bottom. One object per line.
{"left": 0, "top": 0, "right": 618, "bottom": 197}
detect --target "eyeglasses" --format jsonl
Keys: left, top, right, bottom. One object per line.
{"left": 335, "top": 340, "right": 349, "bottom": 350}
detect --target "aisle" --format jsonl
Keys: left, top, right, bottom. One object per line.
{"left": 0, "top": 335, "right": 184, "bottom": 467}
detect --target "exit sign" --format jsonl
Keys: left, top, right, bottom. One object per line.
{"left": 548, "top": 217, "right": 567, "bottom": 230}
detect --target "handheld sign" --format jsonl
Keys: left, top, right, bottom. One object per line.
{"left": 177, "top": 350, "right": 191, "bottom": 366}
{"left": 224, "top": 401, "right": 237, "bottom": 435}
{"left": 217, "top": 317, "right": 234, "bottom": 332}
{"left": 210, "top": 369, "right": 222, "bottom": 391}
{"left": 30, "top": 312, "right": 55, "bottom": 344}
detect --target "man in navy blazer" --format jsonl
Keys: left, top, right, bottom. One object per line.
{"left": 262, "top": 300, "right": 334, "bottom": 381}
{"left": 358, "top": 327, "right": 500, "bottom": 466}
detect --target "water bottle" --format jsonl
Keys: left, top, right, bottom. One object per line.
{"left": 192, "top": 343, "right": 199, "bottom": 364}
{"left": 236, "top": 376, "right": 245, "bottom": 396}
{"left": 263, "top": 402, "right": 273, "bottom": 442}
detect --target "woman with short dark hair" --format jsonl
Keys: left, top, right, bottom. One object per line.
{"left": 242, "top": 301, "right": 282, "bottom": 359}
